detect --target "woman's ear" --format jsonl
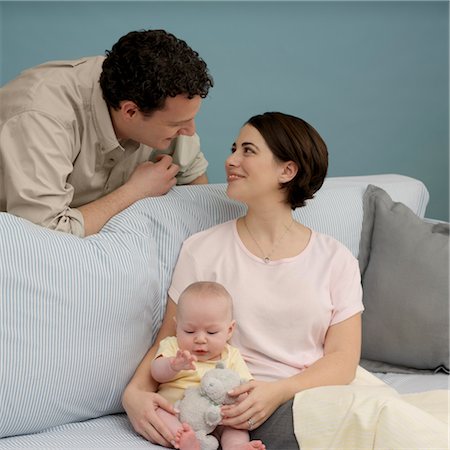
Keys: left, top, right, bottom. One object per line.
{"left": 279, "top": 161, "right": 298, "bottom": 183}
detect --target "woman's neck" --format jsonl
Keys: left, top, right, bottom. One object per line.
{"left": 238, "top": 205, "right": 311, "bottom": 262}
{"left": 244, "top": 206, "right": 294, "bottom": 239}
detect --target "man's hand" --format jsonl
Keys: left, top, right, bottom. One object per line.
{"left": 126, "top": 154, "right": 179, "bottom": 199}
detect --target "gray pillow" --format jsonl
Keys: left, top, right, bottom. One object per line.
{"left": 358, "top": 185, "right": 449, "bottom": 372}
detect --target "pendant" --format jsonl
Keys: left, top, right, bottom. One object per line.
{"left": 263, "top": 257, "right": 270, "bottom": 264}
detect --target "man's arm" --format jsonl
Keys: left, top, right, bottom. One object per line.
{"left": 81, "top": 159, "right": 205, "bottom": 236}
{"left": 78, "top": 184, "right": 141, "bottom": 237}
{"left": 79, "top": 155, "right": 179, "bottom": 236}
{"left": 1, "top": 113, "right": 180, "bottom": 236}
{"left": 1, "top": 111, "right": 205, "bottom": 236}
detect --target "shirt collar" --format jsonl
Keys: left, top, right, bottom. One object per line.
{"left": 91, "top": 62, "right": 124, "bottom": 155}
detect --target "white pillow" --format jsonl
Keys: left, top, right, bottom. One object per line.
{"left": 0, "top": 207, "right": 160, "bottom": 437}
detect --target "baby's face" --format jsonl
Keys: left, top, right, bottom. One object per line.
{"left": 176, "top": 295, "right": 234, "bottom": 362}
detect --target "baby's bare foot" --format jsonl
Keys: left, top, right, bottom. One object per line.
{"left": 249, "top": 441, "right": 266, "bottom": 450}
{"left": 228, "top": 441, "right": 266, "bottom": 450}
{"left": 174, "top": 423, "right": 200, "bottom": 450}
{"left": 230, "top": 441, "right": 266, "bottom": 450}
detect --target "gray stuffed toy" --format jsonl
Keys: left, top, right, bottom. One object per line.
{"left": 175, "top": 361, "right": 245, "bottom": 450}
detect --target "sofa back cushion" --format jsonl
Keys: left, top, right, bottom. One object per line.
{"left": 359, "top": 185, "right": 449, "bottom": 372}
{"left": 0, "top": 175, "right": 429, "bottom": 437}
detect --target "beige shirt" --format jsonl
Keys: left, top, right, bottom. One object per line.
{"left": 0, "top": 56, "right": 208, "bottom": 236}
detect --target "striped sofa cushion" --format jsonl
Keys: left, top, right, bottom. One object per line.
{"left": 0, "top": 207, "right": 159, "bottom": 437}
{"left": 0, "top": 176, "right": 429, "bottom": 438}
{"left": 0, "top": 185, "right": 246, "bottom": 438}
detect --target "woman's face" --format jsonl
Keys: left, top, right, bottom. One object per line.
{"left": 225, "top": 124, "right": 286, "bottom": 205}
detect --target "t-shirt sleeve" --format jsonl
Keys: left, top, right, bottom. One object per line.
{"left": 154, "top": 336, "right": 178, "bottom": 360}
{"left": 228, "top": 347, "right": 253, "bottom": 381}
{"left": 330, "top": 249, "right": 364, "bottom": 326}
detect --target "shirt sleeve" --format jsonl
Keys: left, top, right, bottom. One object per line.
{"left": 154, "top": 336, "right": 178, "bottom": 360}
{"left": 156, "top": 134, "right": 208, "bottom": 185}
{"left": 330, "top": 249, "right": 364, "bottom": 326}
{"left": 228, "top": 346, "right": 253, "bottom": 381}
{"left": 1, "top": 111, "right": 85, "bottom": 236}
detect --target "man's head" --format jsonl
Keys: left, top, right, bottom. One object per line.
{"left": 100, "top": 29, "right": 213, "bottom": 149}
{"left": 100, "top": 29, "right": 213, "bottom": 114}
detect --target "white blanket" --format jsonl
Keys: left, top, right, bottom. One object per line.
{"left": 293, "top": 367, "right": 449, "bottom": 449}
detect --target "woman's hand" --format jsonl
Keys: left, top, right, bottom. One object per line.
{"left": 220, "top": 380, "right": 286, "bottom": 430}
{"left": 122, "top": 384, "right": 177, "bottom": 447}
{"left": 121, "top": 297, "right": 179, "bottom": 445}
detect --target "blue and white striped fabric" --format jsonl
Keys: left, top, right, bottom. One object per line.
{"left": 0, "top": 414, "right": 152, "bottom": 449}
{"left": 0, "top": 207, "right": 159, "bottom": 438}
{"left": 0, "top": 175, "right": 429, "bottom": 442}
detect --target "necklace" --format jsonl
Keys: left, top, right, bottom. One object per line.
{"left": 243, "top": 217, "right": 295, "bottom": 264}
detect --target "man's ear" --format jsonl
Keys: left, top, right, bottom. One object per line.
{"left": 119, "top": 100, "right": 139, "bottom": 121}
{"left": 279, "top": 161, "right": 298, "bottom": 184}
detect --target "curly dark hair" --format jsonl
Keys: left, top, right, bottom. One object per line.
{"left": 100, "top": 29, "right": 213, "bottom": 113}
{"left": 246, "top": 112, "right": 328, "bottom": 209}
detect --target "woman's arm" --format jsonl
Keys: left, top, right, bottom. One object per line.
{"left": 122, "top": 298, "right": 178, "bottom": 445}
{"left": 221, "top": 313, "right": 361, "bottom": 430}
{"left": 282, "top": 312, "right": 362, "bottom": 395}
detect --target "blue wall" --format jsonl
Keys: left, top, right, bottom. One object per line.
{"left": 1, "top": 1, "right": 448, "bottom": 220}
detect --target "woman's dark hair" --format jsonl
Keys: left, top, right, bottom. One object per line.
{"left": 100, "top": 29, "right": 213, "bottom": 113}
{"left": 246, "top": 112, "right": 328, "bottom": 209}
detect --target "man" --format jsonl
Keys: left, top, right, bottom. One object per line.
{"left": 0, "top": 29, "right": 213, "bottom": 237}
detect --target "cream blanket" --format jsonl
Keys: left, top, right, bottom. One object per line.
{"left": 293, "top": 367, "right": 449, "bottom": 449}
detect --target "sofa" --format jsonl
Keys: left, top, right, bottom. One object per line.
{"left": 0, "top": 173, "right": 448, "bottom": 449}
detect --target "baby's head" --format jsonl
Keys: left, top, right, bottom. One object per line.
{"left": 176, "top": 281, "right": 235, "bottom": 362}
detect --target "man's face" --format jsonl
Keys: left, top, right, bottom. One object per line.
{"left": 119, "top": 94, "right": 202, "bottom": 150}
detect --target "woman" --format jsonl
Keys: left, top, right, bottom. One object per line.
{"left": 122, "top": 112, "right": 363, "bottom": 449}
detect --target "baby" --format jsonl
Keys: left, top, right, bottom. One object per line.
{"left": 151, "top": 281, "right": 265, "bottom": 450}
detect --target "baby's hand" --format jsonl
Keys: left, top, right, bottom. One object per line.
{"left": 170, "top": 350, "right": 197, "bottom": 372}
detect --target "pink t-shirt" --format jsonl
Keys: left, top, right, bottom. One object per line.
{"left": 169, "top": 220, "right": 363, "bottom": 382}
